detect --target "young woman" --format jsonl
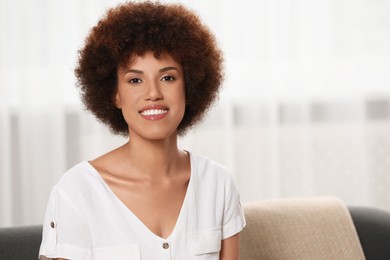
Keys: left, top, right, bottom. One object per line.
{"left": 39, "top": 2, "right": 245, "bottom": 259}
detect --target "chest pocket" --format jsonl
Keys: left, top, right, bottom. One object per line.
{"left": 189, "top": 227, "right": 221, "bottom": 259}
{"left": 93, "top": 244, "right": 141, "bottom": 260}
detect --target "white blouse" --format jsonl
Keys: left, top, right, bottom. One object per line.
{"left": 39, "top": 152, "right": 246, "bottom": 260}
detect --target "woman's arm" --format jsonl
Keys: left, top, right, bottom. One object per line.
{"left": 220, "top": 233, "right": 240, "bottom": 260}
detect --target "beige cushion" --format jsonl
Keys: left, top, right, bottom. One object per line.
{"left": 240, "top": 197, "right": 365, "bottom": 260}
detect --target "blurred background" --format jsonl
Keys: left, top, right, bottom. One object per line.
{"left": 1, "top": 0, "right": 390, "bottom": 228}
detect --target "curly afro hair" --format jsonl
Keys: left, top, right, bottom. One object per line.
{"left": 75, "top": 1, "right": 224, "bottom": 136}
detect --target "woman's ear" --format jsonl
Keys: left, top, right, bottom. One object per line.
{"left": 114, "top": 92, "right": 122, "bottom": 109}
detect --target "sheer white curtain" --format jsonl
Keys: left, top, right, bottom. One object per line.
{"left": 1, "top": 0, "right": 390, "bottom": 227}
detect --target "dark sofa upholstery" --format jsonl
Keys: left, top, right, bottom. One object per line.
{"left": 349, "top": 206, "right": 390, "bottom": 260}
{"left": 0, "top": 225, "right": 42, "bottom": 259}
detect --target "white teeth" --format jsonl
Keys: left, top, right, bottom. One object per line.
{"left": 141, "top": 109, "right": 168, "bottom": 116}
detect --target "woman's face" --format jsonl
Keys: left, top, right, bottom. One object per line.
{"left": 115, "top": 51, "right": 186, "bottom": 141}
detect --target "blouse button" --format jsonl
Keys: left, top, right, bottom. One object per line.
{"left": 162, "top": 242, "right": 169, "bottom": 249}
{"left": 50, "top": 221, "right": 56, "bottom": 228}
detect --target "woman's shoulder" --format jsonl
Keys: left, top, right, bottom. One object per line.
{"left": 56, "top": 146, "right": 122, "bottom": 190}
{"left": 189, "top": 152, "right": 232, "bottom": 182}
{"left": 54, "top": 161, "right": 97, "bottom": 191}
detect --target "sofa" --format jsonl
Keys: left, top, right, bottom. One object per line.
{"left": 0, "top": 197, "right": 389, "bottom": 259}
{"left": 0, "top": 225, "right": 42, "bottom": 259}
{"left": 240, "top": 197, "right": 390, "bottom": 260}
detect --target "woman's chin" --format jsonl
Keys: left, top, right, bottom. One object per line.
{"left": 130, "top": 129, "right": 178, "bottom": 143}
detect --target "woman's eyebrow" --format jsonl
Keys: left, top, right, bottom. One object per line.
{"left": 159, "top": 66, "right": 178, "bottom": 72}
{"left": 124, "top": 69, "right": 143, "bottom": 74}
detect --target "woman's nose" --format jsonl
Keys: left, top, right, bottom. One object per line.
{"left": 145, "top": 81, "right": 163, "bottom": 101}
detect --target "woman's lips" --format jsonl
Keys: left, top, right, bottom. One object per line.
{"left": 139, "top": 105, "right": 169, "bottom": 120}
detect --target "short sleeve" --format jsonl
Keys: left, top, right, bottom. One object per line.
{"left": 221, "top": 174, "right": 246, "bottom": 239}
{"left": 39, "top": 186, "right": 91, "bottom": 260}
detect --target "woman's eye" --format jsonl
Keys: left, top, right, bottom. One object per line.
{"left": 161, "top": 75, "right": 175, "bottom": 82}
{"left": 128, "top": 78, "right": 142, "bottom": 84}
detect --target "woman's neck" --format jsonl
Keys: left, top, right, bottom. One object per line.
{"left": 120, "top": 135, "right": 186, "bottom": 180}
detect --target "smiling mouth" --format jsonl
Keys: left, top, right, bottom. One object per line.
{"left": 140, "top": 109, "right": 168, "bottom": 116}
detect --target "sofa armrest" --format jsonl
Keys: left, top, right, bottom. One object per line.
{"left": 348, "top": 206, "right": 390, "bottom": 260}
{"left": 0, "top": 225, "right": 42, "bottom": 260}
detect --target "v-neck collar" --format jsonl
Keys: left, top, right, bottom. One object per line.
{"left": 86, "top": 151, "right": 194, "bottom": 242}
